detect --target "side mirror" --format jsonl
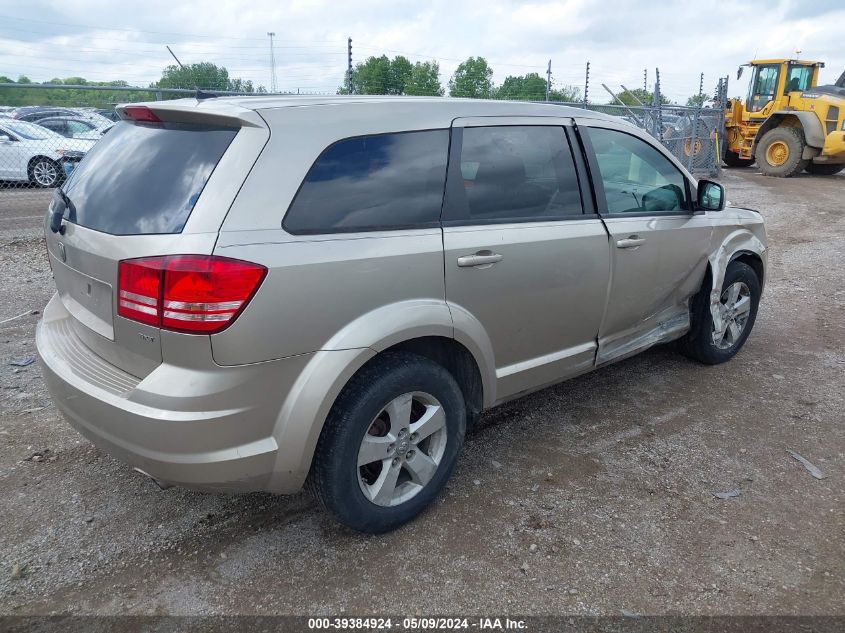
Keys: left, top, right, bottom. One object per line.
{"left": 697, "top": 179, "right": 725, "bottom": 211}
{"left": 737, "top": 66, "right": 744, "bottom": 80}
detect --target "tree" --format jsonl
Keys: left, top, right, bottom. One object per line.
{"left": 449, "top": 57, "right": 494, "bottom": 98}
{"left": 686, "top": 94, "right": 707, "bottom": 107}
{"left": 154, "top": 62, "right": 230, "bottom": 91}
{"left": 405, "top": 61, "right": 444, "bottom": 96}
{"left": 549, "top": 85, "right": 582, "bottom": 103}
{"left": 342, "top": 55, "right": 415, "bottom": 95}
{"left": 611, "top": 87, "right": 671, "bottom": 106}
{"left": 495, "top": 73, "right": 547, "bottom": 101}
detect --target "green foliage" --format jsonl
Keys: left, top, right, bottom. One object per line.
{"left": 495, "top": 73, "right": 547, "bottom": 101}
{"left": 549, "top": 85, "right": 582, "bottom": 103}
{"left": 0, "top": 62, "right": 263, "bottom": 108}
{"left": 449, "top": 57, "right": 494, "bottom": 98}
{"left": 406, "top": 61, "right": 444, "bottom": 96}
{"left": 0, "top": 76, "right": 156, "bottom": 108}
{"left": 341, "top": 55, "right": 440, "bottom": 95}
{"left": 152, "top": 62, "right": 257, "bottom": 92}
{"left": 686, "top": 94, "right": 707, "bottom": 107}
{"left": 611, "top": 87, "right": 671, "bottom": 106}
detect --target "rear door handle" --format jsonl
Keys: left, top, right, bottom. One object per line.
{"left": 616, "top": 235, "right": 645, "bottom": 249}
{"left": 457, "top": 252, "right": 504, "bottom": 268}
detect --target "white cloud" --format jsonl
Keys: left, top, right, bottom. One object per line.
{"left": 0, "top": 0, "right": 843, "bottom": 103}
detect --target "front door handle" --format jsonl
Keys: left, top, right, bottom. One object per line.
{"left": 457, "top": 251, "right": 504, "bottom": 268}
{"left": 616, "top": 235, "right": 645, "bottom": 249}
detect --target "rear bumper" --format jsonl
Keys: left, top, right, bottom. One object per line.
{"left": 36, "top": 293, "right": 314, "bottom": 493}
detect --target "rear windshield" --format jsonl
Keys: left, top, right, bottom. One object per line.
{"left": 62, "top": 120, "right": 237, "bottom": 235}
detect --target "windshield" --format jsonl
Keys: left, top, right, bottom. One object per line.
{"left": 62, "top": 120, "right": 237, "bottom": 235}
{"left": 0, "top": 119, "right": 62, "bottom": 140}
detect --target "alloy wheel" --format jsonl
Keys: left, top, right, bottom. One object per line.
{"left": 32, "top": 160, "right": 59, "bottom": 187}
{"left": 712, "top": 281, "right": 752, "bottom": 349}
{"left": 357, "top": 391, "right": 448, "bottom": 507}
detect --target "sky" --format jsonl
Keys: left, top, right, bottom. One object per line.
{"left": 0, "top": 0, "right": 843, "bottom": 104}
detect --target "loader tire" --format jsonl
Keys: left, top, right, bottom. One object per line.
{"left": 723, "top": 150, "right": 754, "bottom": 168}
{"left": 805, "top": 162, "right": 844, "bottom": 176}
{"left": 754, "top": 127, "right": 808, "bottom": 177}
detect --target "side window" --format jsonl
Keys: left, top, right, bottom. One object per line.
{"left": 283, "top": 130, "right": 448, "bottom": 234}
{"left": 445, "top": 126, "right": 583, "bottom": 222}
{"left": 40, "top": 120, "right": 64, "bottom": 135}
{"left": 67, "top": 120, "right": 92, "bottom": 135}
{"left": 587, "top": 127, "right": 689, "bottom": 214}
{"left": 784, "top": 65, "right": 812, "bottom": 94}
{"left": 748, "top": 65, "right": 780, "bottom": 112}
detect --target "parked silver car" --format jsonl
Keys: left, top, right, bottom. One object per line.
{"left": 36, "top": 97, "right": 767, "bottom": 532}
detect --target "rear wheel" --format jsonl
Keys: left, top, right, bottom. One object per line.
{"left": 28, "top": 157, "right": 61, "bottom": 188}
{"left": 679, "top": 261, "right": 761, "bottom": 365}
{"left": 308, "top": 352, "right": 466, "bottom": 533}
{"left": 805, "top": 162, "right": 845, "bottom": 176}
{"left": 754, "top": 127, "right": 808, "bottom": 177}
{"left": 723, "top": 150, "right": 754, "bottom": 168}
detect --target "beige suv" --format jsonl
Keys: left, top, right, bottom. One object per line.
{"left": 36, "top": 97, "right": 767, "bottom": 532}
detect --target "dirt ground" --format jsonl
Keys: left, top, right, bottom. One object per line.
{"left": 0, "top": 170, "right": 842, "bottom": 617}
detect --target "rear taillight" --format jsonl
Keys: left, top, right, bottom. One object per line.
{"left": 117, "top": 255, "right": 266, "bottom": 334}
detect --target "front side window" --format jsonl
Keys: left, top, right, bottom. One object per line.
{"left": 748, "top": 65, "right": 780, "bottom": 112}
{"left": 444, "top": 125, "right": 582, "bottom": 222}
{"left": 587, "top": 127, "right": 689, "bottom": 214}
{"left": 284, "top": 130, "right": 449, "bottom": 234}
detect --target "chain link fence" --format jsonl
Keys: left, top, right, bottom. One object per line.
{"left": 0, "top": 81, "right": 724, "bottom": 217}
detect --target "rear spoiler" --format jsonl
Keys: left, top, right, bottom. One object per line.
{"left": 115, "top": 102, "right": 264, "bottom": 128}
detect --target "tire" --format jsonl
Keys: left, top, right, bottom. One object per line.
{"left": 805, "top": 162, "right": 845, "bottom": 176}
{"left": 754, "top": 127, "right": 808, "bottom": 177}
{"left": 28, "top": 157, "right": 61, "bottom": 188}
{"left": 723, "top": 150, "right": 754, "bottom": 168}
{"left": 308, "top": 352, "right": 466, "bottom": 533}
{"left": 679, "top": 261, "right": 761, "bottom": 365}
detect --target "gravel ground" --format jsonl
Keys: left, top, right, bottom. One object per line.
{"left": 0, "top": 170, "right": 842, "bottom": 616}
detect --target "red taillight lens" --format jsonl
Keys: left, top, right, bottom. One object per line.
{"left": 117, "top": 256, "right": 266, "bottom": 334}
{"left": 123, "top": 106, "right": 162, "bottom": 123}
{"left": 118, "top": 257, "right": 163, "bottom": 327}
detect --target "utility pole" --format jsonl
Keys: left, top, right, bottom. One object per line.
{"left": 583, "top": 61, "right": 590, "bottom": 105}
{"left": 267, "top": 32, "right": 277, "bottom": 93}
{"left": 698, "top": 72, "right": 704, "bottom": 98}
{"left": 346, "top": 37, "right": 353, "bottom": 94}
{"left": 545, "top": 59, "right": 552, "bottom": 101}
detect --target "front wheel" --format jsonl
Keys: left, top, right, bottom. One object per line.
{"left": 754, "top": 127, "right": 808, "bottom": 177}
{"left": 679, "top": 261, "right": 761, "bottom": 365}
{"left": 805, "top": 162, "right": 844, "bottom": 176}
{"left": 308, "top": 352, "right": 466, "bottom": 533}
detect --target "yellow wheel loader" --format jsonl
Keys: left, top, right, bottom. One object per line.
{"left": 724, "top": 59, "right": 845, "bottom": 177}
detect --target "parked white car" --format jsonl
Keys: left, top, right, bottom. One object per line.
{"left": 0, "top": 119, "right": 95, "bottom": 187}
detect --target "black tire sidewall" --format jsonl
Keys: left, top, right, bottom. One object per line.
{"left": 806, "top": 162, "right": 845, "bottom": 176}
{"left": 755, "top": 128, "right": 807, "bottom": 177}
{"left": 313, "top": 354, "right": 466, "bottom": 533}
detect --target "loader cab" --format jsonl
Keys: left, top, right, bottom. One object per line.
{"left": 739, "top": 60, "right": 822, "bottom": 117}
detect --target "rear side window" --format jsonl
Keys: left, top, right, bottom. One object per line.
{"left": 443, "top": 126, "right": 583, "bottom": 223}
{"left": 62, "top": 120, "right": 237, "bottom": 235}
{"left": 283, "top": 130, "right": 449, "bottom": 234}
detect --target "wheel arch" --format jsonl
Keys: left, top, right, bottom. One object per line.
{"left": 706, "top": 229, "right": 767, "bottom": 338}
{"left": 752, "top": 112, "right": 826, "bottom": 156}
{"left": 266, "top": 303, "right": 497, "bottom": 493}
